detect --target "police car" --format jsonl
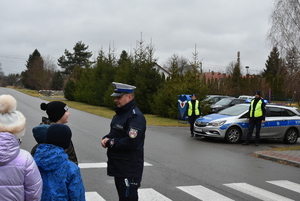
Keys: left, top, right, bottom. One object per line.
{"left": 193, "top": 103, "right": 300, "bottom": 144}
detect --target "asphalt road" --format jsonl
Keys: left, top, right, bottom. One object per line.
{"left": 2, "top": 87, "right": 300, "bottom": 201}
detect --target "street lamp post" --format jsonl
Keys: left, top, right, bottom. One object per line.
{"left": 245, "top": 66, "right": 249, "bottom": 76}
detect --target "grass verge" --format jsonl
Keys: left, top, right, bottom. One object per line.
{"left": 15, "top": 88, "right": 188, "bottom": 127}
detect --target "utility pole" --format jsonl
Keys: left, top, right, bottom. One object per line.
{"left": 237, "top": 51, "right": 240, "bottom": 67}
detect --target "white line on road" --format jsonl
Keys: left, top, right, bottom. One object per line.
{"left": 85, "top": 192, "right": 106, "bottom": 201}
{"left": 177, "top": 185, "right": 234, "bottom": 201}
{"left": 138, "top": 188, "right": 172, "bottom": 201}
{"left": 267, "top": 180, "right": 300, "bottom": 193}
{"left": 224, "top": 182, "right": 294, "bottom": 201}
{"left": 79, "top": 162, "right": 153, "bottom": 169}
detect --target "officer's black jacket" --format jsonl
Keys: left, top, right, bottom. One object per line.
{"left": 103, "top": 99, "right": 146, "bottom": 178}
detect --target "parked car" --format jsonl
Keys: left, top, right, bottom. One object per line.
{"left": 238, "top": 95, "right": 269, "bottom": 103}
{"left": 204, "top": 95, "right": 232, "bottom": 105}
{"left": 238, "top": 95, "right": 255, "bottom": 100}
{"left": 209, "top": 98, "right": 245, "bottom": 113}
{"left": 193, "top": 104, "right": 300, "bottom": 144}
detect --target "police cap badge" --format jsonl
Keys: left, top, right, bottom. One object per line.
{"left": 111, "top": 82, "right": 136, "bottom": 97}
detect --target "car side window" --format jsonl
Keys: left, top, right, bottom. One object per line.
{"left": 240, "top": 113, "right": 248, "bottom": 118}
{"left": 269, "top": 107, "right": 282, "bottom": 117}
{"left": 268, "top": 107, "right": 296, "bottom": 117}
{"left": 232, "top": 100, "right": 240, "bottom": 104}
{"left": 285, "top": 109, "right": 297, "bottom": 116}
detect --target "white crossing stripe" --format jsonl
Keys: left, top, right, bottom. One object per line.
{"left": 79, "top": 162, "right": 153, "bottom": 169}
{"left": 224, "top": 183, "right": 294, "bottom": 201}
{"left": 138, "top": 188, "right": 172, "bottom": 201}
{"left": 85, "top": 192, "right": 105, "bottom": 201}
{"left": 177, "top": 185, "right": 234, "bottom": 201}
{"left": 267, "top": 180, "right": 300, "bottom": 193}
{"left": 79, "top": 162, "right": 107, "bottom": 168}
{"left": 85, "top": 180, "right": 300, "bottom": 201}
{"left": 85, "top": 188, "right": 171, "bottom": 201}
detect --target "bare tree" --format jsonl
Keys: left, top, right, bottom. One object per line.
{"left": 43, "top": 55, "right": 57, "bottom": 72}
{"left": 267, "top": 0, "right": 300, "bottom": 56}
{"left": 226, "top": 61, "right": 237, "bottom": 75}
{"left": 164, "top": 54, "right": 189, "bottom": 79}
{"left": 31, "top": 55, "right": 56, "bottom": 90}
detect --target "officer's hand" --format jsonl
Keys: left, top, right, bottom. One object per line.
{"left": 262, "top": 120, "right": 265, "bottom": 124}
{"left": 101, "top": 138, "right": 109, "bottom": 148}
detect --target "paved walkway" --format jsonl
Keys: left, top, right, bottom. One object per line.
{"left": 253, "top": 150, "right": 300, "bottom": 168}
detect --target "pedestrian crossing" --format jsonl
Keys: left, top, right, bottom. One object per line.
{"left": 85, "top": 180, "right": 300, "bottom": 201}
{"left": 79, "top": 162, "right": 153, "bottom": 169}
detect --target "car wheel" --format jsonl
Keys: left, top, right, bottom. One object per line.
{"left": 283, "top": 128, "right": 299, "bottom": 144}
{"left": 225, "top": 126, "right": 241, "bottom": 143}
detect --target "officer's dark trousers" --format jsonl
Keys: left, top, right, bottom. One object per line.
{"left": 188, "top": 115, "right": 200, "bottom": 134}
{"left": 114, "top": 177, "right": 141, "bottom": 201}
{"left": 245, "top": 117, "right": 263, "bottom": 143}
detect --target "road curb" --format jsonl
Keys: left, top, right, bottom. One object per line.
{"left": 252, "top": 151, "right": 300, "bottom": 168}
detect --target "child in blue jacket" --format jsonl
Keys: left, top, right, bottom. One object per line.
{"left": 34, "top": 124, "right": 85, "bottom": 200}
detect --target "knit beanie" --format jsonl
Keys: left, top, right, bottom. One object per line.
{"left": 32, "top": 124, "right": 50, "bottom": 143}
{"left": 0, "top": 94, "right": 26, "bottom": 139}
{"left": 40, "top": 101, "right": 68, "bottom": 122}
{"left": 45, "top": 124, "right": 72, "bottom": 149}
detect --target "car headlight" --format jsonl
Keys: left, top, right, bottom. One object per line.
{"left": 207, "top": 120, "right": 226, "bottom": 126}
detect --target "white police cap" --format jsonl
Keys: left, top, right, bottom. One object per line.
{"left": 111, "top": 82, "right": 136, "bottom": 97}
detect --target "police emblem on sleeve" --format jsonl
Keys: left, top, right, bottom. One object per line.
{"left": 129, "top": 128, "right": 138, "bottom": 138}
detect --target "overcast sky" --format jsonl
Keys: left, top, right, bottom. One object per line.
{"left": 0, "top": 0, "right": 274, "bottom": 76}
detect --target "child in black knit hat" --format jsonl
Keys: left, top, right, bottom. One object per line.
{"left": 40, "top": 101, "right": 69, "bottom": 123}
{"left": 38, "top": 101, "right": 78, "bottom": 165}
{"left": 34, "top": 124, "right": 86, "bottom": 200}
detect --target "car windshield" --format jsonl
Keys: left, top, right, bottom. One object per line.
{"left": 218, "top": 104, "right": 249, "bottom": 116}
{"left": 215, "top": 98, "right": 232, "bottom": 105}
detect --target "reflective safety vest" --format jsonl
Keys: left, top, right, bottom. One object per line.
{"left": 250, "top": 99, "right": 263, "bottom": 117}
{"left": 188, "top": 100, "right": 200, "bottom": 116}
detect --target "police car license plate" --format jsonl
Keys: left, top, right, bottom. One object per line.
{"left": 196, "top": 128, "right": 202, "bottom": 132}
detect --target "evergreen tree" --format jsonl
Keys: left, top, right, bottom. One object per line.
{"left": 114, "top": 50, "right": 135, "bottom": 86}
{"left": 262, "top": 47, "right": 285, "bottom": 100}
{"left": 21, "top": 49, "right": 44, "bottom": 89}
{"left": 70, "top": 49, "right": 117, "bottom": 106}
{"left": 58, "top": 41, "right": 93, "bottom": 75}
{"left": 131, "top": 36, "right": 163, "bottom": 114}
{"left": 262, "top": 47, "right": 282, "bottom": 77}
{"left": 90, "top": 51, "right": 116, "bottom": 106}
{"left": 231, "top": 62, "right": 242, "bottom": 95}
{"left": 51, "top": 71, "right": 64, "bottom": 90}
{"left": 64, "top": 79, "right": 76, "bottom": 101}
{"left": 152, "top": 53, "right": 208, "bottom": 118}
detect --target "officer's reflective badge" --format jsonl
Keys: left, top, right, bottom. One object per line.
{"left": 129, "top": 128, "right": 138, "bottom": 138}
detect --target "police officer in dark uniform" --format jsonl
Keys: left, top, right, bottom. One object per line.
{"left": 186, "top": 94, "right": 202, "bottom": 137}
{"left": 242, "top": 90, "right": 266, "bottom": 146}
{"left": 101, "top": 82, "right": 146, "bottom": 201}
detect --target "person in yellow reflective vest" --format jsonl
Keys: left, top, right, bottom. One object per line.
{"left": 242, "top": 91, "right": 266, "bottom": 146}
{"left": 186, "top": 94, "right": 202, "bottom": 137}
